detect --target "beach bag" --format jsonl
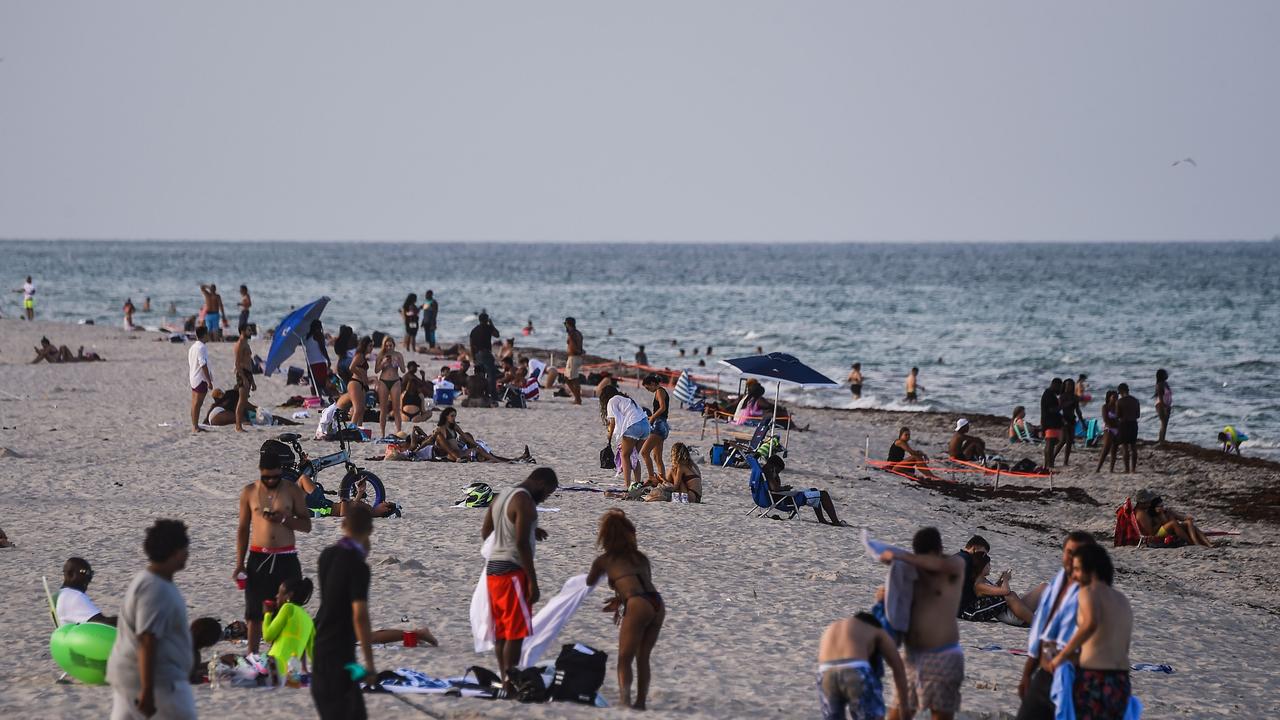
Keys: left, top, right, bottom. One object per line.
{"left": 286, "top": 366, "right": 305, "bottom": 385}
{"left": 599, "top": 444, "right": 616, "bottom": 470}
{"left": 511, "top": 666, "right": 550, "bottom": 703}
{"left": 549, "top": 643, "right": 607, "bottom": 704}
{"left": 1010, "top": 458, "right": 1038, "bottom": 474}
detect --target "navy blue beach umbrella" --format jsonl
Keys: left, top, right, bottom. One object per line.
{"left": 264, "top": 297, "right": 330, "bottom": 385}
{"left": 719, "top": 353, "right": 838, "bottom": 434}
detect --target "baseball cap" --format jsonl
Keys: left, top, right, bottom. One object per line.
{"left": 955, "top": 418, "right": 970, "bottom": 431}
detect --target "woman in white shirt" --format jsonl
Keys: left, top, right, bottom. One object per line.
{"left": 600, "top": 385, "right": 651, "bottom": 490}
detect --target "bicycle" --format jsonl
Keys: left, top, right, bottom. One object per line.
{"left": 273, "top": 411, "right": 386, "bottom": 509}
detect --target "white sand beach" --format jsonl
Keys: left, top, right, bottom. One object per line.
{"left": 2, "top": 319, "right": 1278, "bottom": 719}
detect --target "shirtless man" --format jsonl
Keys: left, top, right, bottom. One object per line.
{"left": 847, "top": 363, "right": 864, "bottom": 400}
{"left": 1115, "top": 384, "right": 1141, "bottom": 473}
{"left": 818, "top": 611, "right": 913, "bottom": 720}
{"left": 200, "top": 283, "right": 226, "bottom": 341}
{"left": 1015, "top": 530, "right": 1096, "bottom": 720}
{"left": 879, "top": 528, "right": 966, "bottom": 720}
{"left": 234, "top": 441, "right": 312, "bottom": 654}
{"left": 233, "top": 328, "right": 256, "bottom": 432}
{"left": 904, "top": 367, "right": 922, "bottom": 403}
{"left": 947, "top": 419, "right": 986, "bottom": 461}
{"left": 1050, "top": 544, "right": 1133, "bottom": 720}
{"left": 564, "top": 317, "right": 585, "bottom": 405}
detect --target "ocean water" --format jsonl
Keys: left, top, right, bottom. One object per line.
{"left": 4, "top": 240, "right": 1278, "bottom": 457}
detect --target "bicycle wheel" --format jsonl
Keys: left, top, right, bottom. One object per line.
{"left": 339, "top": 468, "right": 386, "bottom": 507}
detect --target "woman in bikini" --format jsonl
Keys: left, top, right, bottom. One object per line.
{"left": 399, "top": 361, "right": 431, "bottom": 423}
{"left": 1055, "top": 378, "right": 1086, "bottom": 466}
{"left": 586, "top": 509, "right": 664, "bottom": 710}
{"left": 646, "top": 442, "right": 702, "bottom": 502}
{"left": 1095, "top": 390, "right": 1121, "bottom": 473}
{"left": 429, "top": 407, "right": 531, "bottom": 463}
{"left": 1154, "top": 368, "right": 1172, "bottom": 444}
{"left": 375, "top": 335, "right": 405, "bottom": 438}
{"left": 337, "top": 336, "right": 372, "bottom": 430}
{"left": 400, "top": 293, "right": 419, "bottom": 353}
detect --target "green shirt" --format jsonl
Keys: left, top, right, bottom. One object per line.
{"left": 263, "top": 602, "right": 315, "bottom": 666}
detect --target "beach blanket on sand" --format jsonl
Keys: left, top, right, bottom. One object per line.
{"left": 861, "top": 530, "right": 916, "bottom": 634}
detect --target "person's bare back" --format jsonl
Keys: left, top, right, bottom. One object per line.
{"left": 819, "top": 616, "right": 881, "bottom": 663}
{"left": 1080, "top": 583, "right": 1132, "bottom": 670}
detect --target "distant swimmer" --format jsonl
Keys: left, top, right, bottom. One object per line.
{"left": 847, "top": 363, "right": 863, "bottom": 399}
{"left": 1171, "top": 157, "right": 1197, "bottom": 167}
{"left": 1218, "top": 426, "right": 1248, "bottom": 455}
{"left": 904, "top": 367, "right": 922, "bottom": 403}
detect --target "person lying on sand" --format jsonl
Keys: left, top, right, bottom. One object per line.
{"left": 764, "top": 455, "right": 847, "bottom": 526}
{"left": 887, "top": 427, "right": 940, "bottom": 481}
{"left": 294, "top": 454, "right": 401, "bottom": 519}
{"left": 948, "top": 419, "right": 987, "bottom": 462}
{"left": 205, "top": 388, "right": 300, "bottom": 427}
{"left": 818, "top": 610, "right": 912, "bottom": 720}
{"left": 1133, "top": 489, "right": 1212, "bottom": 546}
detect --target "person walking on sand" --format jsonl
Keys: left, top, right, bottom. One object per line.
{"left": 400, "top": 293, "right": 420, "bottom": 353}
{"left": 480, "top": 468, "right": 558, "bottom": 691}
{"left": 1048, "top": 544, "right": 1134, "bottom": 720}
{"left": 848, "top": 363, "right": 864, "bottom": 400}
{"left": 234, "top": 441, "right": 312, "bottom": 656}
{"left": 1153, "top": 369, "right": 1172, "bottom": 444}
{"left": 1014, "top": 530, "right": 1096, "bottom": 720}
{"left": 312, "top": 505, "right": 377, "bottom": 720}
{"left": 233, "top": 327, "right": 256, "bottom": 432}
{"left": 564, "top": 317, "right": 585, "bottom": 405}
{"left": 199, "top": 283, "right": 226, "bottom": 341}
{"left": 237, "top": 285, "right": 251, "bottom": 336}
{"left": 1040, "top": 378, "right": 1064, "bottom": 469}
{"left": 106, "top": 519, "right": 194, "bottom": 720}
{"left": 879, "top": 527, "right": 966, "bottom": 720}
{"left": 904, "top": 367, "right": 922, "bottom": 403}
{"left": 1116, "top": 384, "right": 1141, "bottom": 473}
{"left": 188, "top": 326, "right": 213, "bottom": 433}
{"left": 421, "top": 290, "right": 439, "bottom": 350}
{"left": 818, "top": 610, "right": 914, "bottom": 720}
{"left": 587, "top": 509, "right": 666, "bottom": 710}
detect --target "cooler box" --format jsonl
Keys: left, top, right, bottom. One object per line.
{"left": 434, "top": 388, "right": 456, "bottom": 406}
{"left": 710, "top": 443, "right": 727, "bottom": 466}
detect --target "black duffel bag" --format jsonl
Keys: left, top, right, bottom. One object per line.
{"left": 550, "top": 643, "right": 607, "bottom": 704}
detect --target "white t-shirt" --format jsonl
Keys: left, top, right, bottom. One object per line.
{"left": 304, "top": 337, "right": 327, "bottom": 366}
{"left": 56, "top": 587, "right": 102, "bottom": 624}
{"left": 188, "top": 340, "right": 209, "bottom": 389}
{"left": 607, "top": 395, "right": 647, "bottom": 437}
{"left": 23, "top": 281, "right": 34, "bottom": 300}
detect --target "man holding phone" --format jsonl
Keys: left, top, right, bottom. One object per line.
{"left": 234, "top": 440, "right": 312, "bottom": 656}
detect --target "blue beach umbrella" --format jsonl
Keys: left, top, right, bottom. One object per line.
{"left": 719, "top": 353, "right": 838, "bottom": 439}
{"left": 264, "top": 297, "right": 330, "bottom": 389}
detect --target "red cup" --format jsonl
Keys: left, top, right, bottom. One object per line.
{"left": 236, "top": 572, "right": 247, "bottom": 591}
{"left": 263, "top": 599, "right": 277, "bottom": 614}
{"left": 403, "top": 631, "right": 418, "bottom": 648}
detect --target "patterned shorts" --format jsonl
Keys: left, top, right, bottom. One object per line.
{"left": 817, "top": 663, "right": 884, "bottom": 720}
{"left": 1073, "top": 668, "right": 1130, "bottom": 720}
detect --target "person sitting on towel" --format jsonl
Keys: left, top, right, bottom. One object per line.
{"left": 959, "top": 553, "right": 1042, "bottom": 627}
{"left": 57, "top": 557, "right": 117, "bottom": 626}
{"left": 818, "top": 610, "right": 912, "bottom": 720}
{"left": 763, "top": 456, "right": 846, "bottom": 526}
{"left": 947, "top": 419, "right": 986, "bottom": 461}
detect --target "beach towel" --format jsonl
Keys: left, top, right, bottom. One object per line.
{"left": 1114, "top": 499, "right": 1141, "bottom": 547}
{"left": 519, "top": 574, "right": 599, "bottom": 668}
{"left": 379, "top": 668, "right": 453, "bottom": 694}
{"left": 1051, "top": 662, "right": 1144, "bottom": 720}
{"left": 1028, "top": 569, "right": 1079, "bottom": 658}
{"left": 470, "top": 535, "right": 497, "bottom": 653}
{"left": 862, "top": 530, "right": 916, "bottom": 634}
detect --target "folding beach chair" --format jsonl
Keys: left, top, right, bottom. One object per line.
{"left": 743, "top": 455, "right": 803, "bottom": 519}
{"left": 722, "top": 421, "right": 779, "bottom": 467}
{"left": 1012, "top": 422, "right": 1039, "bottom": 444}
{"left": 673, "top": 370, "right": 701, "bottom": 408}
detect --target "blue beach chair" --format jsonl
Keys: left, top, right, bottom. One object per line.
{"left": 743, "top": 455, "right": 804, "bottom": 520}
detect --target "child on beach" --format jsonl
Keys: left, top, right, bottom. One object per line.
{"left": 1218, "top": 425, "right": 1248, "bottom": 454}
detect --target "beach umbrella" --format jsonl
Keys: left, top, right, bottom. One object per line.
{"left": 719, "top": 353, "right": 838, "bottom": 446}
{"left": 264, "top": 297, "right": 330, "bottom": 394}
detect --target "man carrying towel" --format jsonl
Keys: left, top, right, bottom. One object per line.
{"left": 879, "top": 527, "right": 965, "bottom": 720}
{"left": 234, "top": 440, "right": 312, "bottom": 656}
{"left": 1015, "top": 530, "right": 1096, "bottom": 720}
{"left": 480, "top": 467, "right": 558, "bottom": 692}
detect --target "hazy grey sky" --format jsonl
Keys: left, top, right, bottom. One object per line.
{"left": 2, "top": 1, "right": 1277, "bottom": 242}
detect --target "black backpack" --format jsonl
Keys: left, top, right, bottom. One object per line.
{"left": 549, "top": 643, "right": 607, "bottom": 704}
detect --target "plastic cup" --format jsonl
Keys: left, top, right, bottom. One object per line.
{"left": 403, "top": 631, "right": 418, "bottom": 648}
{"left": 235, "top": 572, "right": 247, "bottom": 591}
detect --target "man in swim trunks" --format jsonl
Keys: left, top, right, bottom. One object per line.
{"left": 21, "top": 275, "right": 35, "bottom": 320}
{"left": 421, "top": 290, "right": 438, "bottom": 349}
{"left": 847, "top": 363, "right": 864, "bottom": 399}
{"left": 1048, "top": 544, "right": 1133, "bottom": 720}
{"left": 564, "top": 317, "right": 585, "bottom": 405}
{"left": 878, "top": 527, "right": 965, "bottom": 720}
{"left": 1015, "top": 530, "right": 1096, "bottom": 720}
{"left": 200, "top": 283, "right": 226, "bottom": 340}
{"left": 818, "top": 611, "right": 912, "bottom": 720}
{"left": 904, "top": 367, "right": 920, "bottom": 403}
{"left": 1040, "top": 378, "right": 1064, "bottom": 469}
{"left": 947, "top": 419, "right": 986, "bottom": 461}
{"left": 188, "top": 326, "right": 212, "bottom": 434}
{"left": 480, "top": 467, "right": 558, "bottom": 690}
{"left": 1115, "top": 383, "right": 1141, "bottom": 473}
{"left": 235, "top": 441, "right": 312, "bottom": 655}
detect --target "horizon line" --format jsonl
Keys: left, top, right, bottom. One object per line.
{"left": 0, "top": 236, "right": 1274, "bottom": 245}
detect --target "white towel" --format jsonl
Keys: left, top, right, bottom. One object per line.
{"left": 469, "top": 535, "right": 497, "bottom": 653}
{"left": 519, "top": 574, "right": 599, "bottom": 668}
{"left": 862, "top": 529, "right": 916, "bottom": 634}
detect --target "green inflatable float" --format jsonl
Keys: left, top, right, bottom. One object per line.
{"left": 50, "top": 622, "right": 117, "bottom": 685}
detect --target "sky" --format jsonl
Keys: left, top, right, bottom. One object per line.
{"left": 1, "top": 1, "right": 1277, "bottom": 243}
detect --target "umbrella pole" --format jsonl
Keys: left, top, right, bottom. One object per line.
{"left": 296, "top": 330, "right": 320, "bottom": 399}
{"left": 774, "top": 381, "right": 784, "bottom": 449}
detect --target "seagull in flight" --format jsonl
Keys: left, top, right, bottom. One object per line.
{"left": 1172, "top": 157, "right": 1197, "bottom": 167}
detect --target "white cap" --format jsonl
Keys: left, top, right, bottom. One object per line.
{"left": 955, "top": 418, "right": 970, "bottom": 431}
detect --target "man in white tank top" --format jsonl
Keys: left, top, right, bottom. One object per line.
{"left": 480, "top": 468, "right": 558, "bottom": 690}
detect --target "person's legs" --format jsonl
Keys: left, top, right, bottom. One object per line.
{"left": 634, "top": 601, "right": 664, "bottom": 709}
{"left": 1158, "top": 406, "right": 1170, "bottom": 443}
{"left": 617, "top": 596, "right": 656, "bottom": 708}
{"left": 376, "top": 382, "right": 390, "bottom": 437}
{"left": 390, "top": 381, "right": 403, "bottom": 433}
{"left": 235, "top": 384, "right": 250, "bottom": 432}
{"left": 1129, "top": 441, "right": 1138, "bottom": 473}
{"left": 1095, "top": 435, "right": 1111, "bottom": 472}
{"left": 640, "top": 434, "right": 662, "bottom": 482}
{"left": 1044, "top": 436, "right": 1057, "bottom": 468}
{"left": 818, "top": 490, "right": 842, "bottom": 525}
{"left": 352, "top": 385, "right": 366, "bottom": 429}
{"left": 190, "top": 389, "right": 206, "bottom": 433}
{"left": 620, "top": 435, "right": 640, "bottom": 487}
